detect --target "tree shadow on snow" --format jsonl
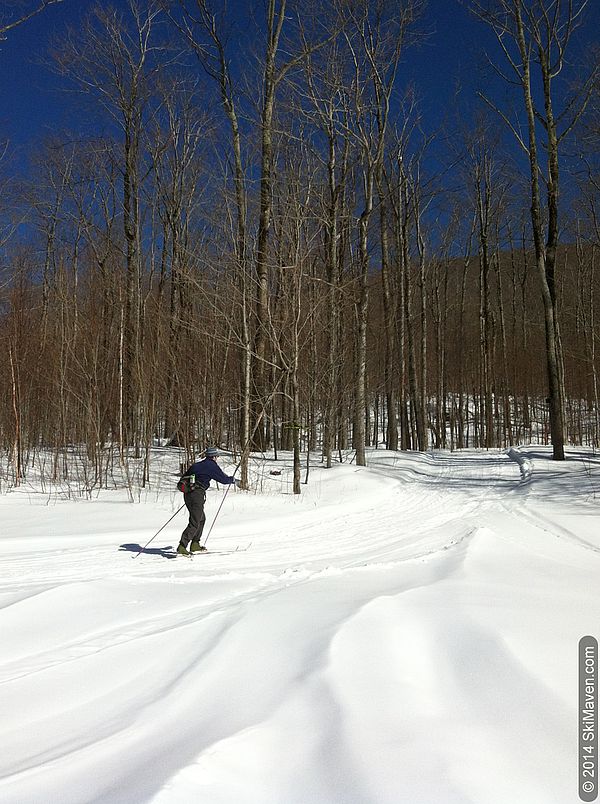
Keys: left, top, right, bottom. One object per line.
{"left": 369, "top": 448, "right": 600, "bottom": 506}
{"left": 119, "top": 543, "right": 178, "bottom": 559}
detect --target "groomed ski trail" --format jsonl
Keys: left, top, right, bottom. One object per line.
{"left": 0, "top": 447, "right": 598, "bottom": 804}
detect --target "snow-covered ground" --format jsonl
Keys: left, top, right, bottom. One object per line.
{"left": 1, "top": 446, "right": 598, "bottom": 804}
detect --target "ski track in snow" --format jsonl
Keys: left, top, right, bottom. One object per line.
{"left": 0, "top": 447, "right": 599, "bottom": 803}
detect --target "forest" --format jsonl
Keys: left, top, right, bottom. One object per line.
{"left": 0, "top": 0, "right": 599, "bottom": 493}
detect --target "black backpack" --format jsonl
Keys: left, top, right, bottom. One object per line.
{"left": 177, "top": 473, "right": 195, "bottom": 493}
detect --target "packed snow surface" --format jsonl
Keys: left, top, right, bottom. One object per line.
{"left": 1, "top": 447, "right": 599, "bottom": 804}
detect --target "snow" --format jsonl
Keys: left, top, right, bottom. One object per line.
{"left": 0, "top": 446, "right": 599, "bottom": 803}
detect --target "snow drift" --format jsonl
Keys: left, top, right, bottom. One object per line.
{"left": 1, "top": 446, "right": 598, "bottom": 803}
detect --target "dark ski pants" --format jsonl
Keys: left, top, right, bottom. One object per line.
{"left": 180, "top": 488, "right": 207, "bottom": 547}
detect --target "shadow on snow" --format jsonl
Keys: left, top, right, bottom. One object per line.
{"left": 119, "top": 543, "right": 178, "bottom": 559}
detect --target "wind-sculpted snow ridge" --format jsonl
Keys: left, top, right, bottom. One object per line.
{"left": 0, "top": 447, "right": 599, "bottom": 803}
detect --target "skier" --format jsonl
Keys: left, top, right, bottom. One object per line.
{"left": 177, "top": 447, "right": 238, "bottom": 555}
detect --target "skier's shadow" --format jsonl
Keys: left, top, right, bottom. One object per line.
{"left": 119, "top": 543, "right": 178, "bottom": 559}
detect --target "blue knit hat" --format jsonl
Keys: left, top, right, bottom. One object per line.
{"left": 205, "top": 447, "right": 220, "bottom": 457}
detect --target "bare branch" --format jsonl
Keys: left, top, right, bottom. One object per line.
{"left": 0, "top": 0, "right": 63, "bottom": 41}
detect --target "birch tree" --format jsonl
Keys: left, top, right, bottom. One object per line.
{"left": 54, "top": 0, "right": 164, "bottom": 452}
{"left": 0, "top": 0, "right": 63, "bottom": 41}
{"left": 342, "top": 0, "right": 422, "bottom": 465}
{"left": 469, "top": 0, "right": 599, "bottom": 460}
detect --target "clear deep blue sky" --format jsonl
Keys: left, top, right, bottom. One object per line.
{"left": 1, "top": 0, "right": 598, "bottom": 163}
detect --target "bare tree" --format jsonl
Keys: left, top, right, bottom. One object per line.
{"left": 463, "top": 120, "right": 510, "bottom": 448}
{"left": 251, "top": 0, "right": 335, "bottom": 451}
{"left": 54, "top": 0, "right": 165, "bottom": 453}
{"left": 302, "top": 34, "right": 353, "bottom": 467}
{"left": 341, "top": 0, "right": 422, "bottom": 465}
{"left": 469, "top": 0, "right": 599, "bottom": 459}
{"left": 148, "top": 78, "right": 210, "bottom": 447}
{"left": 0, "top": 0, "right": 63, "bottom": 41}
{"left": 167, "top": 0, "right": 254, "bottom": 485}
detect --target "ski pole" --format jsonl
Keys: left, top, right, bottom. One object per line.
{"left": 202, "top": 463, "right": 240, "bottom": 549}
{"left": 202, "top": 384, "right": 282, "bottom": 548}
{"left": 133, "top": 502, "right": 186, "bottom": 559}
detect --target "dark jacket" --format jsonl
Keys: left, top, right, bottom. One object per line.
{"left": 184, "top": 458, "right": 235, "bottom": 490}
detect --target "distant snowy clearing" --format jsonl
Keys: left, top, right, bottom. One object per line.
{"left": 1, "top": 447, "right": 599, "bottom": 804}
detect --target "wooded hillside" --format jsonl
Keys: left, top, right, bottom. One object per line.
{"left": 1, "top": 0, "right": 599, "bottom": 491}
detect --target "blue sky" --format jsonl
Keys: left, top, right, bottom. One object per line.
{"left": 1, "top": 0, "right": 598, "bottom": 164}
{"left": 0, "top": 1, "right": 486, "bottom": 147}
